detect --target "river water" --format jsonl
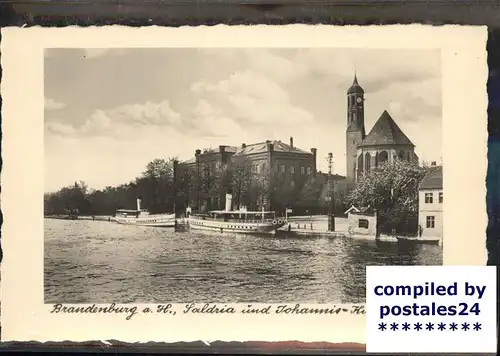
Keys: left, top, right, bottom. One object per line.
{"left": 44, "top": 219, "right": 442, "bottom": 303}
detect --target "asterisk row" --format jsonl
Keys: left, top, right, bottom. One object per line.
{"left": 378, "top": 322, "right": 482, "bottom": 332}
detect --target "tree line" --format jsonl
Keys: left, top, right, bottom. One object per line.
{"left": 44, "top": 155, "right": 430, "bottom": 232}
{"left": 44, "top": 157, "right": 345, "bottom": 217}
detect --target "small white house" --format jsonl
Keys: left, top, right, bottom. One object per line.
{"left": 418, "top": 164, "right": 443, "bottom": 239}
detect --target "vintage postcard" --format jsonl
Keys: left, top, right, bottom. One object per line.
{"left": 1, "top": 25, "right": 487, "bottom": 343}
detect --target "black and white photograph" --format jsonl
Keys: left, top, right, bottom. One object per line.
{"left": 43, "top": 47, "right": 444, "bottom": 304}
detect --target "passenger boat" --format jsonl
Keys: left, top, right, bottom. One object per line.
{"left": 114, "top": 198, "right": 176, "bottom": 227}
{"left": 187, "top": 194, "right": 287, "bottom": 235}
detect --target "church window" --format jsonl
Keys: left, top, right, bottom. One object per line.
{"left": 398, "top": 151, "right": 405, "bottom": 160}
{"left": 365, "top": 152, "right": 371, "bottom": 171}
{"left": 353, "top": 112, "right": 357, "bottom": 122}
{"left": 379, "top": 150, "right": 388, "bottom": 164}
{"left": 357, "top": 154, "right": 364, "bottom": 173}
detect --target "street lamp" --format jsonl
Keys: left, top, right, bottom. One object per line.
{"left": 327, "top": 152, "right": 335, "bottom": 232}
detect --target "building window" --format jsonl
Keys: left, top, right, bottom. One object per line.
{"left": 279, "top": 165, "right": 285, "bottom": 173}
{"left": 290, "top": 165, "right": 295, "bottom": 174}
{"left": 358, "top": 219, "right": 369, "bottom": 229}
{"left": 439, "top": 192, "right": 443, "bottom": 203}
{"left": 425, "top": 192, "right": 433, "bottom": 203}
{"left": 365, "top": 152, "right": 371, "bottom": 171}
{"left": 426, "top": 216, "right": 435, "bottom": 228}
{"left": 255, "top": 164, "right": 261, "bottom": 173}
{"left": 307, "top": 166, "right": 312, "bottom": 175}
{"left": 301, "top": 166, "right": 305, "bottom": 175}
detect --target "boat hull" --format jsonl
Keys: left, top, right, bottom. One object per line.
{"left": 188, "top": 217, "right": 286, "bottom": 235}
{"left": 115, "top": 214, "right": 176, "bottom": 227}
{"left": 396, "top": 236, "right": 441, "bottom": 245}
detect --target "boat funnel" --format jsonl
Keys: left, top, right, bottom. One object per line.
{"left": 137, "top": 197, "right": 142, "bottom": 211}
{"left": 225, "top": 194, "right": 233, "bottom": 212}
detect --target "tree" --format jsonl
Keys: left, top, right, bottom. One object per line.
{"left": 270, "top": 172, "right": 300, "bottom": 213}
{"left": 230, "top": 158, "right": 253, "bottom": 210}
{"left": 137, "top": 158, "right": 175, "bottom": 213}
{"left": 176, "top": 164, "right": 197, "bottom": 213}
{"left": 345, "top": 159, "right": 428, "bottom": 233}
{"left": 295, "top": 176, "right": 324, "bottom": 214}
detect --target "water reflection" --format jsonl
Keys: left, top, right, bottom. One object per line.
{"left": 44, "top": 219, "right": 442, "bottom": 303}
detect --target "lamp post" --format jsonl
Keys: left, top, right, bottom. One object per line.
{"left": 327, "top": 152, "right": 335, "bottom": 232}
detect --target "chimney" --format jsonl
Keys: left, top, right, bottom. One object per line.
{"left": 136, "top": 197, "right": 142, "bottom": 211}
{"left": 241, "top": 143, "right": 246, "bottom": 148}
{"left": 290, "top": 136, "right": 294, "bottom": 148}
{"left": 266, "top": 140, "right": 274, "bottom": 152}
{"left": 225, "top": 194, "right": 233, "bottom": 212}
{"left": 219, "top": 145, "right": 225, "bottom": 153}
{"left": 431, "top": 161, "right": 437, "bottom": 166}
{"left": 311, "top": 148, "right": 317, "bottom": 156}
{"left": 195, "top": 149, "right": 201, "bottom": 157}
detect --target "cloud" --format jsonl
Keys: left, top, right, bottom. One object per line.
{"left": 45, "top": 121, "right": 78, "bottom": 135}
{"left": 44, "top": 48, "right": 442, "bottom": 189}
{"left": 190, "top": 70, "right": 314, "bottom": 139}
{"left": 45, "top": 97, "right": 66, "bottom": 110}
{"left": 46, "top": 100, "right": 184, "bottom": 138}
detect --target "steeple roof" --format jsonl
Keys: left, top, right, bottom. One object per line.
{"left": 347, "top": 74, "right": 364, "bottom": 94}
{"left": 359, "top": 110, "right": 414, "bottom": 147}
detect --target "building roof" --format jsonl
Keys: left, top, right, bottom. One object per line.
{"left": 419, "top": 165, "right": 443, "bottom": 190}
{"left": 347, "top": 74, "right": 364, "bottom": 94}
{"left": 317, "top": 172, "right": 347, "bottom": 181}
{"left": 200, "top": 146, "right": 238, "bottom": 154}
{"left": 233, "top": 140, "right": 311, "bottom": 156}
{"left": 359, "top": 110, "right": 415, "bottom": 147}
{"left": 344, "top": 205, "right": 361, "bottom": 215}
{"left": 180, "top": 157, "right": 197, "bottom": 165}
{"left": 179, "top": 145, "right": 237, "bottom": 165}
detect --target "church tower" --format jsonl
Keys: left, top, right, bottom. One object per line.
{"left": 346, "top": 74, "right": 366, "bottom": 185}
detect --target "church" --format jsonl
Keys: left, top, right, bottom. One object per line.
{"left": 345, "top": 75, "right": 419, "bottom": 186}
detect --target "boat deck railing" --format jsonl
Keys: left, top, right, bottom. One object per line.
{"left": 190, "top": 216, "right": 286, "bottom": 224}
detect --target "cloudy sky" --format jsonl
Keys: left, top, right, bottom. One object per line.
{"left": 44, "top": 48, "right": 442, "bottom": 192}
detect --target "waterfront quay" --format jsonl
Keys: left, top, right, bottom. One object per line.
{"left": 45, "top": 214, "right": 350, "bottom": 238}
{"left": 277, "top": 215, "right": 349, "bottom": 238}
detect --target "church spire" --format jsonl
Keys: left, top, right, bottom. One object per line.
{"left": 347, "top": 72, "right": 364, "bottom": 94}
